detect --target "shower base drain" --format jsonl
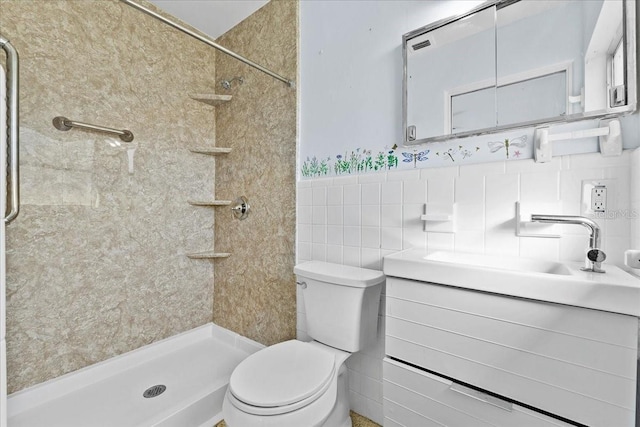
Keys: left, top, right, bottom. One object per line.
{"left": 143, "top": 384, "right": 167, "bottom": 398}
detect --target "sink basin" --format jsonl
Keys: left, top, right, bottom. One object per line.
{"left": 424, "top": 251, "right": 572, "bottom": 275}
{"left": 384, "top": 248, "right": 640, "bottom": 316}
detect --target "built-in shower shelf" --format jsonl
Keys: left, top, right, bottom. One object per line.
{"left": 186, "top": 251, "right": 231, "bottom": 260}
{"left": 189, "top": 147, "right": 232, "bottom": 155}
{"left": 188, "top": 200, "right": 232, "bottom": 207}
{"left": 189, "top": 94, "right": 232, "bottom": 106}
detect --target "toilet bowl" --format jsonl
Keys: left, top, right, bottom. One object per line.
{"left": 222, "top": 261, "right": 385, "bottom": 427}
{"left": 223, "top": 340, "right": 351, "bottom": 427}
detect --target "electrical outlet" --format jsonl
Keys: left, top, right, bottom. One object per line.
{"left": 581, "top": 179, "right": 616, "bottom": 216}
{"left": 591, "top": 185, "right": 607, "bottom": 212}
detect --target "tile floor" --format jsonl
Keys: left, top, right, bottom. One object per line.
{"left": 215, "top": 411, "right": 380, "bottom": 427}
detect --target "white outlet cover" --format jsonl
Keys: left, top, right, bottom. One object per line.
{"left": 581, "top": 179, "right": 617, "bottom": 216}
{"left": 591, "top": 186, "right": 607, "bottom": 212}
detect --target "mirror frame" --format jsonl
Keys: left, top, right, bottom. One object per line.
{"left": 402, "top": 0, "right": 637, "bottom": 146}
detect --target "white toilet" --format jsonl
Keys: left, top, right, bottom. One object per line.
{"left": 222, "top": 261, "right": 385, "bottom": 427}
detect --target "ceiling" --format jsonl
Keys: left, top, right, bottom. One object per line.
{"left": 148, "top": 0, "right": 270, "bottom": 40}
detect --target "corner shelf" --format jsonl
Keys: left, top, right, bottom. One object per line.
{"left": 187, "top": 251, "right": 231, "bottom": 260}
{"left": 188, "top": 200, "right": 231, "bottom": 207}
{"left": 189, "top": 93, "right": 232, "bottom": 106}
{"left": 189, "top": 147, "right": 232, "bottom": 155}
{"left": 185, "top": 92, "right": 233, "bottom": 262}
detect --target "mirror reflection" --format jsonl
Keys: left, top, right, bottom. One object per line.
{"left": 404, "top": 0, "right": 635, "bottom": 145}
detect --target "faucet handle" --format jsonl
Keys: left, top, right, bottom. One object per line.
{"left": 582, "top": 249, "right": 607, "bottom": 273}
{"left": 587, "top": 249, "right": 607, "bottom": 263}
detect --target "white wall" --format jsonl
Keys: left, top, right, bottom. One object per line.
{"left": 632, "top": 149, "right": 640, "bottom": 254}
{"left": 299, "top": 1, "right": 640, "bottom": 424}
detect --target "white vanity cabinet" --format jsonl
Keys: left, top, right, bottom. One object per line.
{"left": 383, "top": 277, "right": 639, "bottom": 427}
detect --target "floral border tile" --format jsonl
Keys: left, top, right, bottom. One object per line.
{"left": 300, "top": 131, "right": 533, "bottom": 179}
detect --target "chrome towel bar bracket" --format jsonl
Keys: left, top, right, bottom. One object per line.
{"left": 53, "top": 116, "right": 134, "bottom": 142}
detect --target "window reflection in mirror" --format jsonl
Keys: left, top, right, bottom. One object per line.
{"left": 450, "top": 87, "right": 495, "bottom": 134}
{"left": 496, "top": 71, "right": 567, "bottom": 125}
{"left": 610, "top": 38, "right": 626, "bottom": 107}
{"left": 496, "top": 0, "right": 623, "bottom": 126}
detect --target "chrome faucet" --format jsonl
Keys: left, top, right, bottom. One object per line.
{"left": 530, "top": 214, "right": 606, "bottom": 273}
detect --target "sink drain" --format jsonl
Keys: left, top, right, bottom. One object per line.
{"left": 143, "top": 384, "right": 166, "bottom": 398}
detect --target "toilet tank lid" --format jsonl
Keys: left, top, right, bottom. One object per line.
{"left": 294, "top": 261, "right": 384, "bottom": 288}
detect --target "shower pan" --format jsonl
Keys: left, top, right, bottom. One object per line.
{"left": 6, "top": 324, "right": 262, "bottom": 427}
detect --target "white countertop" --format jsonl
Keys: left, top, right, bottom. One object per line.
{"left": 383, "top": 248, "right": 640, "bottom": 317}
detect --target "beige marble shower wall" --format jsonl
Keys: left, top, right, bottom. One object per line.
{"left": 213, "top": 0, "right": 298, "bottom": 345}
{"left": 1, "top": 0, "right": 221, "bottom": 393}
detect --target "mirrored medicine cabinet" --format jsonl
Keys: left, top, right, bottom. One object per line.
{"left": 403, "top": 0, "right": 637, "bottom": 146}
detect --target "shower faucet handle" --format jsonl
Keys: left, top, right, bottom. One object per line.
{"left": 231, "top": 196, "right": 250, "bottom": 220}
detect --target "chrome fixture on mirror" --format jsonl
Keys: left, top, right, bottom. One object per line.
{"left": 530, "top": 213, "right": 606, "bottom": 273}
{"left": 403, "top": 0, "right": 637, "bottom": 145}
{"left": 231, "top": 196, "right": 250, "bottom": 220}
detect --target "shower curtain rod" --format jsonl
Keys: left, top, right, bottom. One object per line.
{"left": 119, "top": 0, "right": 295, "bottom": 88}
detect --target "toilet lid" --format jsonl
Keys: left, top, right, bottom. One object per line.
{"left": 229, "top": 340, "right": 335, "bottom": 408}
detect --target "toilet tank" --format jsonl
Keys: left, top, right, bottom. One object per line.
{"left": 294, "top": 261, "right": 384, "bottom": 353}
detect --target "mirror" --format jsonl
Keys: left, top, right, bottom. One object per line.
{"left": 403, "top": 0, "right": 637, "bottom": 146}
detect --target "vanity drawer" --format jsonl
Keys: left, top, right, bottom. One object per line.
{"left": 383, "top": 358, "right": 573, "bottom": 427}
{"left": 385, "top": 277, "right": 638, "bottom": 427}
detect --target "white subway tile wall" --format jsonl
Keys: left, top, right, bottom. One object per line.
{"left": 632, "top": 149, "right": 640, "bottom": 251}
{"left": 296, "top": 150, "right": 638, "bottom": 425}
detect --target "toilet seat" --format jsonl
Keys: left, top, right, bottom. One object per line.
{"left": 228, "top": 340, "right": 336, "bottom": 416}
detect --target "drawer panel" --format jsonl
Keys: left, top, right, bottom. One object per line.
{"left": 386, "top": 277, "right": 637, "bottom": 348}
{"left": 386, "top": 295, "right": 634, "bottom": 378}
{"left": 386, "top": 336, "right": 636, "bottom": 427}
{"left": 386, "top": 317, "right": 634, "bottom": 407}
{"left": 384, "top": 358, "right": 573, "bottom": 427}
{"left": 385, "top": 278, "right": 638, "bottom": 427}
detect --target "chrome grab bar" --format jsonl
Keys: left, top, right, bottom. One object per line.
{"left": 52, "top": 116, "right": 134, "bottom": 142}
{"left": 0, "top": 35, "right": 20, "bottom": 224}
